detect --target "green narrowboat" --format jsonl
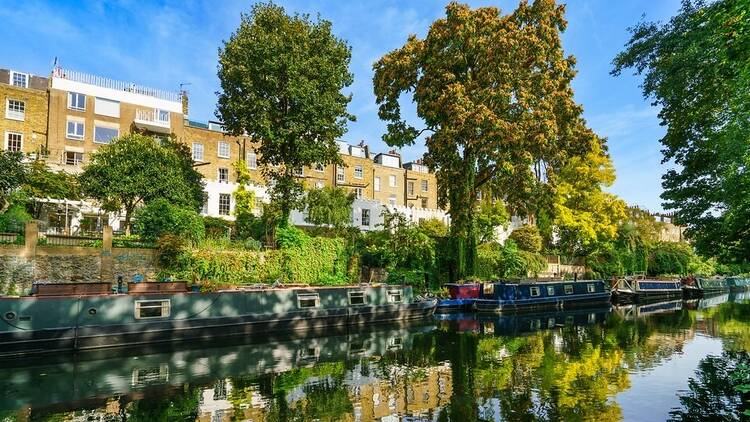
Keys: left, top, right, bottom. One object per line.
{"left": 727, "top": 277, "right": 750, "bottom": 292}
{"left": 0, "top": 284, "right": 436, "bottom": 358}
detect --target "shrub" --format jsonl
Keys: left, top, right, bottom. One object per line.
{"left": 134, "top": 198, "right": 205, "bottom": 242}
{"left": 476, "top": 240, "right": 546, "bottom": 279}
{"left": 276, "top": 225, "right": 310, "bottom": 248}
{"left": 203, "top": 216, "right": 234, "bottom": 239}
{"left": 156, "top": 234, "right": 186, "bottom": 268}
{"left": 0, "top": 204, "right": 31, "bottom": 233}
{"left": 508, "top": 225, "right": 543, "bottom": 253}
{"left": 418, "top": 218, "right": 448, "bottom": 238}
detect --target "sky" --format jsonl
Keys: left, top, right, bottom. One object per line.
{"left": 0, "top": 0, "right": 683, "bottom": 212}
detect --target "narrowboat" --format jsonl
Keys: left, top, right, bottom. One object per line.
{"left": 0, "top": 283, "right": 436, "bottom": 358}
{"left": 436, "top": 283, "right": 481, "bottom": 312}
{"left": 682, "top": 277, "right": 730, "bottom": 298}
{"left": 473, "top": 280, "right": 611, "bottom": 313}
{"left": 611, "top": 275, "right": 682, "bottom": 303}
{"left": 727, "top": 277, "right": 750, "bottom": 292}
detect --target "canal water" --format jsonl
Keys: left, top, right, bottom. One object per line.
{"left": 1, "top": 294, "right": 749, "bottom": 421}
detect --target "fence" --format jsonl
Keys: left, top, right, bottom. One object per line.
{"left": 43, "top": 234, "right": 103, "bottom": 247}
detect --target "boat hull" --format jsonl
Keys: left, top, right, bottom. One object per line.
{"left": 435, "top": 298, "right": 476, "bottom": 313}
{"left": 474, "top": 292, "right": 611, "bottom": 313}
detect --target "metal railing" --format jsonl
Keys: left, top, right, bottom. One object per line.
{"left": 135, "top": 108, "right": 170, "bottom": 126}
{"left": 43, "top": 234, "right": 102, "bottom": 247}
{"left": 53, "top": 67, "right": 182, "bottom": 102}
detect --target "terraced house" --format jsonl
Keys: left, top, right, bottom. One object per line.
{"left": 2, "top": 65, "right": 448, "bottom": 233}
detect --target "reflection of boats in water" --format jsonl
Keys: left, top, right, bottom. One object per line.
{"left": 614, "top": 299, "right": 683, "bottom": 319}
{"left": 436, "top": 306, "right": 611, "bottom": 335}
{"left": 684, "top": 293, "right": 730, "bottom": 310}
{"left": 730, "top": 290, "right": 750, "bottom": 302}
{"left": 0, "top": 321, "right": 436, "bottom": 413}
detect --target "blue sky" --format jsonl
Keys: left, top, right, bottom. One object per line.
{"left": 0, "top": 0, "right": 681, "bottom": 212}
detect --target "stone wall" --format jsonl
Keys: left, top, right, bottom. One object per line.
{"left": 0, "top": 243, "right": 158, "bottom": 296}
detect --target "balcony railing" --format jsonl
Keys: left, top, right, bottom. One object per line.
{"left": 53, "top": 67, "right": 181, "bottom": 102}
{"left": 134, "top": 108, "right": 171, "bottom": 133}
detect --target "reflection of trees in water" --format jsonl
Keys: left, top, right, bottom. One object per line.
{"left": 700, "top": 302, "right": 750, "bottom": 351}
{"left": 668, "top": 350, "right": 750, "bottom": 422}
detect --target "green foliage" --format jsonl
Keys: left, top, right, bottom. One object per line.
{"left": 476, "top": 240, "right": 547, "bottom": 279}
{"left": 133, "top": 198, "right": 205, "bottom": 243}
{"left": 361, "top": 209, "right": 435, "bottom": 273}
{"left": 304, "top": 186, "right": 354, "bottom": 231}
{"left": 648, "top": 242, "right": 694, "bottom": 277}
{"left": 217, "top": 2, "right": 354, "bottom": 223}
{"left": 203, "top": 216, "right": 234, "bottom": 239}
{"left": 475, "top": 200, "right": 510, "bottom": 244}
{"left": 0, "top": 150, "right": 25, "bottom": 211}
{"left": 276, "top": 225, "right": 310, "bottom": 248}
{"left": 156, "top": 234, "right": 186, "bottom": 268}
{"left": 509, "top": 225, "right": 543, "bottom": 253}
{"left": 21, "top": 160, "right": 81, "bottom": 218}
{"left": 0, "top": 204, "right": 31, "bottom": 233}
{"left": 233, "top": 160, "right": 256, "bottom": 240}
{"left": 418, "top": 218, "right": 449, "bottom": 238}
{"left": 373, "top": 2, "right": 603, "bottom": 279}
{"left": 613, "top": 0, "right": 750, "bottom": 264}
{"left": 79, "top": 133, "right": 205, "bottom": 233}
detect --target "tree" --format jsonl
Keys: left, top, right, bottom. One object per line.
{"left": 217, "top": 2, "right": 355, "bottom": 225}
{"left": 475, "top": 199, "right": 510, "bottom": 244}
{"left": 233, "top": 160, "right": 256, "bottom": 240}
{"left": 0, "top": 150, "right": 25, "bottom": 212}
{"left": 21, "top": 160, "right": 81, "bottom": 218}
{"left": 509, "top": 225, "right": 543, "bottom": 253}
{"left": 304, "top": 186, "right": 354, "bottom": 231}
{"left": 79, "top": 133, "right": 205, "bottom": 234}
{"left": 374, "top": 1, "right": 601, "bottom": 279}
{"left": 612, "top": 0, "right": 750, "bottom": 264}
{"left": 133, "top": 198, "right": 205, "bottom": 243}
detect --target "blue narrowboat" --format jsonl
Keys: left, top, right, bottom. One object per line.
{"left": 611, "top": 275, "right": 682, "bottom": 303}
{"left": 473, "top": 280, "right": 611, "bottom": 313}
{"left": 727, "top": 277, "right": 750, "bottom": 292}
{"left": 682, "top": 276, "right": 730, "bottom": 298}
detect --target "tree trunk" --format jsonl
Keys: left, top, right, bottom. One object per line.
{"left": 449, "top": 153, "right": 478, "bottom": 281}
{"left": 124, "top": 208, "right": 132, "bottom": 236}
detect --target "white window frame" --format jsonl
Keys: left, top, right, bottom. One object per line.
{"left": 388, "top": 195, "right": 397, "bottom": 206}
{"left": 547, "top": 285, "right": 555, "bottom": 296}
{"left": 315, "top": 181, "right": 324, "bottom": 189}
{"left": 336, "top": 165, "right": 345, "bottom": 182}
{"left": 530, "top": 286, "right": 540, "bottom": 297}
{"left": 5, "top": 131, "right": 23, "bottom": 152}
{"left": 218, "top": 193, "right": 231, "bottom": 215}
{"left": 587, "top": 283, "right": 596, "bottom": 293}
{"left": 564, "top": 284, "right": 574, "bottom": 295}
{"left": 156, "top": 109, "right": 170, "bottom": 124}
{"left": 93, "top": 125, "right": 118, "bottom": 144}
{"left": 354, "top": 165, "right": 363, "bottom": 179}
{"left": 421, "top": 180, "right": 428, "bottom": 192}
{"left": 192, "top": 143, "right": 204, "bottom": 161}
{"left": 354, "top": 187, "right": 363, "bottom": 199}
{"left": 134, "top": 299, "right": 171, "bottom": 319}
{"left": 389, "top": 175, "right": 397, "bottom": 188}
{"left": 65, "top": 151, "right": 84, "bottom": 166}
{"left": 361, "top": 209, "right": 370, "bottom": 226}
{"left": 217, "top": 141, "right": 230, "bottom": 159}
{"left": 67, "top": 92, "right": 86, "bottom": 111}
{"left": 246, "top": 152, "right": 257, "bottom": 169}
{"left": 66, "top": 120, "right": 85, "bottom": 140}
{"left": 218, "top": 167, "right": 229, "bottom": 183}
{"left": 421, "top": 198, "right": 428, "bottom": 209}
{"left": 297, "top": 293, "right": 320, "bottom": 309}
{"left": 374, "top": 177, "right": 381, "bottom": 192}
{"left": 348, "top": 290, "right": 367, "bottom": 306}
{"left": 94, "top": 97, "right": 120, "bottom": 118}
{"left": 293, "top": 167, "right": 304, "bottom": 177}
{"left": 315, "top": 163, "right": 324, "bottom": 172}
{"left": 407, "top": 181, "right": 415, "bottom": 196}
{"left": 5, "top": 99, "right": 25, "bottom": 121}
{"left": 10, "top": 71, "right": 28, "bottom": 88}
{"left": 387, "top": 289, "right": 403, "bottom": 303}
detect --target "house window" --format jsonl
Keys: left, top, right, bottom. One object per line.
{"left": 94, "top": 126, "right": 118, "bottom": 144}
{"left": 354, "top": 187, "right": 363, "bottom": 199}
{"left": 354, "top": 165, "right": 363, "bottom": 179}
{"left": 68, "top": 92, "right": 86, "bottom": 111}
{"left": 218, "top": 167, "right": 229, "bottom": 183}
{"left": 564, "top": 285, "right": 574, "bottom": 295}
{"left": 361, "top": 209, "right": 370, "bottom": 226}
{"left": 10, "top": 71, "right": 28, "bottom": 88}
{"left": 293, "top": 167, "right": 304, "bottom": 177}
{"left": 5, "top": 99, "right": 25, "bottom": 121}
{"left": 134, "top": 300, "right": 171, "bottom": 319}
{"left": 5, "top": 132, "right": 22, "bottom": 152}
{"left": 297, "top": 293, "right": 320, "bottom": 308}
{"left": 374, "top": 177, "right": 381, "bottom": 192}
{"left": 388, "top": 195, "right": 397, "bottom": 206}
{"left": 218, "top": 193, "right": 231, "bottom": 215}
{"left": 246, "top": 152, "right": 257, "bottom": 169}
{"left": 336, "top": 165, "right": 345, "bottom": 182}
{"left": 421, "top": 198, "right": 428, "bottom": 209}
{"left": 387, "top": 289, "right": 403, "bottom": 303}
{"left": 315, "top": 163, "right": 324, "bottom": 172}
{"left": 192, "top": 143, "right": 204, "bottom": 161}
{"left": 587, "top": 283, "right": 596, "bottom": 293}
{"left": 421, "top": 180, "right": 428, "bottom": 192}
{"left": 349, "top": 291, "right": 367, "bottom": 305}
{"left": 66, "top": 120, "right": 84, "bottom": 140}
{"left": 217, "top": 141, "right": 230, "bottom": 158}
{"left": 389, "top": 175, "right": 397, "bottom": 187}
{"left": 94, "top": 97, "right": 120, "bottom": 118}
{"left": 65, "top": 151, "right": 84, "bottom": 165}
{"left": 530, "top": 286, "right": 540, "bottom": 297}
{"left": 156, "top": 109, "right": 170, "bottom": 124}
{"left": 547, "top": 286, "right": 555, "bottom": 296}
{"left": 202, "top": 198, "right": 208, "bottom": 214}
{"left": 407, "top": 181, "right": 414, "bottom": 196}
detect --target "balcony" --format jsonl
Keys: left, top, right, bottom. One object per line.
{"left": 134, "top": 108, "right": 171, "bottom": 133}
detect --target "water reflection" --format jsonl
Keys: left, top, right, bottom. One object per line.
{"left": 0, "top": 298, "right": 748, "bottom": 421}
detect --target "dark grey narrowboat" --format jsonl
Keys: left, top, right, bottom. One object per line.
{"left": 0, "top": 284, "right": 436, "bottom": 358}
{"left": 611, "top": 275, "right": 682, "bottom": 303}
{"left": 473, "top": 280, "right": 611, "bottom": 313}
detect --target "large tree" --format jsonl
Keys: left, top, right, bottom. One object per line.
{"left": 612, "top": 0, "right": 750, "bottom": 263}
{"left": 304, "top": 186, "right": 354, "bottom": 231}
{"left": 373, "top": 1, "right": 600, "bottom": 278}
{"left": 79, "top": 133, "right": 205, "bottom": 234}
{"left": 217, "top": 2, "right": 355, "bottom": 225}
{"left": 0, "top": 150, "right": 25, "bottom": 213}
{"left": 21, "top": 160, "right": 81, "bottom": 218}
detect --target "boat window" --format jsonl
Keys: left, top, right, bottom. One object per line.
{"left": 530, "top": 286, "right": 540, "bottom": 297}
{"left": 387, "top": 289, "right": 403, "bottom": 303}
{"left": 134, "top": 300, "right": 170, "bottom": 319}
{"left": 547, "top": 286, "right": 555, "bottom": 296}
{"left": 297, "top": 293, "right": 320, "bottom": 309}
{"left": 587, "top": 283, "right": 596, "bottom": 293}
{"left": 349, "top": 290, "right": 367, "bottom": 306}
{"left": 564, "top": 285, "right": 574, "bottom": 295}
{"left": 548, "top": 318, "right": 556, "bottom": 328}
{"left": 483, "top": 283, "right": 494, "bottom": 295}
{"left": 388, "top": 336, "right": 403, "bottom": 349}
